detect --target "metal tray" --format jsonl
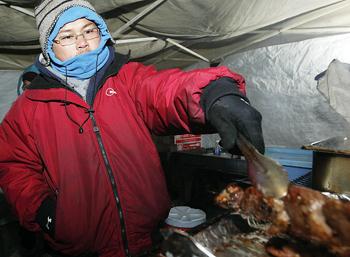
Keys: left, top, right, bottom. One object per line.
{"left": 303, "top": 135, "right": 350, "bottom": 155}
{"left": 160, "top": 190, "right": 349, "bottom": 257}
{"left": 160, "top": 213, "right": 271, "bottom": 257}
{"left": 303, "top": 136, "right": 350, "bottom": 193}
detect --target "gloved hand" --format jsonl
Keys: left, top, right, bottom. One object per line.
{"left": 35, "top": 197, "right": 56, "bottom": 238}
{"left": 201, "top": 77, "right": 265, "bottom": 154}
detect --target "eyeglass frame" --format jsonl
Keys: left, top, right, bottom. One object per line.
{"left": 53, "top": 27, "right": 100, "bottom": 46}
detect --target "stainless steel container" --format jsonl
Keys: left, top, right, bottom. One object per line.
{"left": 303, "top": 136, "right": 350, "bottom": 194}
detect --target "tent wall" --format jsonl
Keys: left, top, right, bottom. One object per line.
{"left": 221, "top": 33, "right": 350, "bottom": 147}
{"left": 0, "top": 71, "right": 20, "bottom": 121}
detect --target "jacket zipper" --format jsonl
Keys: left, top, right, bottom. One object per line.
{"left": 89, "top": 112, "right": 130, "bottom": 257}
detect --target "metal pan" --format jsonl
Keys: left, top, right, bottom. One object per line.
{"left": 303, "top": 136, "right": 350, "bottom": 193}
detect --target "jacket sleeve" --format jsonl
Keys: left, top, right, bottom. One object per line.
{"left": 0, "top": 100, "right": 53, "bottom": 231}
{"left": 118, "top": 62, "right": 246, "bottom": 135}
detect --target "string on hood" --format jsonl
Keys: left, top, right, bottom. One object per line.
{"left": 63, "top": 45, "right": 100, "bottom": 134}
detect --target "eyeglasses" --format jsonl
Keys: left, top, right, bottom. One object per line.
{"left": 53, "top": 27, "right": 100, "bottom": 46}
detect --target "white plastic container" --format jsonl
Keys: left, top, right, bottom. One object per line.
{"left": 165, "top": 206, "right": 206, "bottom": 229}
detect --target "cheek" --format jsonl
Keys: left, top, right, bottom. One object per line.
{"left": 90, "top": 38, "right": 101, "bottom": 51}
{"left": 52, "top": 45, "right": 76, "bottom": 62}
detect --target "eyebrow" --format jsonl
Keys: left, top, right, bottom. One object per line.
{"left": 57, "top": 22, "right": 97, "bottom": 34}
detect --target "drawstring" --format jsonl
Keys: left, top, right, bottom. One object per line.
{"left": 63, "top": 53, "right": 99, "bottom": 134}
{"left": 78, "top": 53, "right": 99, "bottom": 133}
{"left": 79, "top": 109, "right": 94, "bottom": 133}
{"left": 78, "top": 52, "right": 99, "bottom": 132}
{"left": 63, "top": 67, "right": 83, "bottom": 133}
{"left": 62, "top": 67, "right": 88, "bottom": 134}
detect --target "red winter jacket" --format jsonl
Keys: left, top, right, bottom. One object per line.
{"left": 0, "top": 54, "right": 245, "bottom": 257}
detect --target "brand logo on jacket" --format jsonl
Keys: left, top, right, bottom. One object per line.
{"left": 46, "top": 216, "right": 52, "bottom": 230}
{"left": 106, "top": 88, "right": 117, "bottom": 96}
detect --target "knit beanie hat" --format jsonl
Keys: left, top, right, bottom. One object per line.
{"left": 34, "top": 0, "right": 114, "bottom": 66}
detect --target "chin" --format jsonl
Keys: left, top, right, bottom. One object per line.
{"left": 78, "top": 50, "right": 90, "bottom": 56}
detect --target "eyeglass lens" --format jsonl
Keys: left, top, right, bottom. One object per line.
{"left": 55, "top": 27, "right": 100, "bottom": 46}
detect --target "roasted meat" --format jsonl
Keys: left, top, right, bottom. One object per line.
{"left": 266, "top": 237, "right": 336, "bottom": 257}
{"left": 239, "top": 186, "right": 274, "bottom": 222}
{"left": 215, "top": 183, "right": 350, "bottom": 257}
{"left": 283, "top": 186, "right": 332, "bottom": 242}
{"left": 214, "top": 183, "right": 244, "bottom": 211}
{"left": 323, "top": 198, "right": 350, "bottom": 245}
{"left": 322, "top": 198, "right": 350, "bottom": 256}
{"left": 215, "top": 183, "right": 286, "bottom": 226}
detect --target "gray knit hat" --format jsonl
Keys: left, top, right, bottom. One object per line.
{"left": 34, "top": 0, "right": 102, "bottom": 66}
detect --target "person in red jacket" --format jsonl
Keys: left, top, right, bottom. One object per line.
{"left": 0, "top": 0, "right": 264, "bottom": 256}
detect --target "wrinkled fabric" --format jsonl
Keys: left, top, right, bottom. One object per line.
{"left": 316, "top": 59, "right": 350, "bottom": 124}
{"left": 0, "top": 60, "right": 245, "bottom": 256}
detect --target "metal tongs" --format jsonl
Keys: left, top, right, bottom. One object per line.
{"left": 236, "top": 133, "right": 289, "bottom": 198}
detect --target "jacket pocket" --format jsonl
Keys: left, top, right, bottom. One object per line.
{"left": 53, "top": 190, "right": 87, "bottom": 245}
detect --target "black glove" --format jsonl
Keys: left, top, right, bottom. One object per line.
{"left": 201, "top": 77, "right": 265, "bottom": 154}
{"left": 35, "top": 197, "right": 56, "bottom": 238}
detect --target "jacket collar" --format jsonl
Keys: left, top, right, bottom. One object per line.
{"left": 26, "top": 52, "right": 129, "bottom": 103}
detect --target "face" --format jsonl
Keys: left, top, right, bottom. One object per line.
{"left": 22, "top": 80, "right": 32, "bottom": 90}
{"left": 52, "top": 18, "right": 101, "bottom": 61}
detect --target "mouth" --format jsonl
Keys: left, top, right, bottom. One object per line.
{"left": 77, "top": 50, "right": 89, "bottom": 55}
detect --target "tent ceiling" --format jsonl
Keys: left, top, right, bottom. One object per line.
{"left": 0, "top": 0, "right": 350, "bottom": 70}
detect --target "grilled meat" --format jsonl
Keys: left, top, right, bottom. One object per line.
{"left": 322, "top": 198, "right": 350, "bottom": 256}
{"left": 283, "top": 186, "right": 332, "bottom": 242}
{"left": 214, "top": 183, "right": 244, "bottom": 211}
{"left": 266, "top": 237, "right": 336, "bottom": 257}
{"left": 215, "top": 183, "right": 350, "bottom": 257}
{"left": 239, "top": 186, "right": 274, "bottom": 222}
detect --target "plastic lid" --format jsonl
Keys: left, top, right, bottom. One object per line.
{"left": 165, "top": 206, "right": 206, "bottom": 228}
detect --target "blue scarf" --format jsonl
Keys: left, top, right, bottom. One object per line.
{"left": 47, "top": 7, "right": 113, "bottom": 80}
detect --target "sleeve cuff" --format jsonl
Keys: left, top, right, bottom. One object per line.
{"left": 35, "top": 197, "right": 56, "bottom": 237}
{"left": 200, "top": 77, "right": 249, "bottom": 118}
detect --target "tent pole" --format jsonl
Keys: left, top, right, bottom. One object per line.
{"left": 112, "top": 0, "right": 167, "bottom": 38}
{"left": 0, "top": 1, "right": 34, "bottom": 17}
{"left": 165, "top": 38, "right": 210, "bottom": 63}
{"left": 111, "top": 0, "right": 209, "bottom": 63}
{"left": 116, "top": 37, "right": 158, "bottom": 44}
{"left": 253, "top": 27, "right": 350, "bottom": 34}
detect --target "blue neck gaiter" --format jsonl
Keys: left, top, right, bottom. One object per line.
{"left": 47, "top": 7, "right": 113, "bottom": 80}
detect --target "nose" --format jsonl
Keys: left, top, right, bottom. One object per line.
{"left": 76, "top": 34, "right": 88, "bottom": 49}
